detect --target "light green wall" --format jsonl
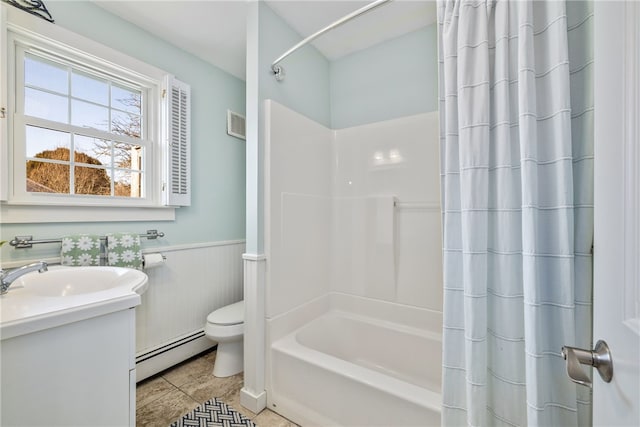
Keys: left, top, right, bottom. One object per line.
{"left": 246, "top": 4, "right": 436, "bottom": 253}
{"left": 244, "top": 2, "right": 330, "bottom": 254}
{"left": 330, "top": 24, "right": 438, "bottom": 129}
{"left": 1, "top": 1, "right": 246, "bottom": 263}
{"left": 259, "top": 3, "right": 331, "bottom": 129}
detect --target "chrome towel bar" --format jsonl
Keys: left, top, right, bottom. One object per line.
{"left": 9, "top": 230, "right": 165, "bottom": 249}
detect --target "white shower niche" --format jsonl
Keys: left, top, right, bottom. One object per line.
{"left": 264, "top": 100, "right": 443, "bottom": 426}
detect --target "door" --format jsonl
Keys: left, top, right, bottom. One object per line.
{"left": 593, "top": 1, "right": 640, "bottom": 425}
{"left": 0, "top": 3, "right": 7, "bottom": 200}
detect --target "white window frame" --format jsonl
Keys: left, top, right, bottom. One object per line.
{"left": 0, "top": 5, "right": 177, "bottom": 222}
{"left": 14, "top": 48, "right": 154, "bottom": 203}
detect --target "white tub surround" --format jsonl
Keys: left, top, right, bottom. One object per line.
{"left": 263, "top": 100, "right": 442, "bottom": 424}
{"left": 264, "top": 101, "right": 333, "bottom": 319}
{"left": 331, "top": 110, "right": 442, "bottom": 310}
{"left": 240, "top": 253, "right": 267, "bottom": 413}
{"left": 265, "top": 101, "right": 441, "bottom": 314}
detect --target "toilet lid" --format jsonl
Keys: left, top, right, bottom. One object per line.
{"left": 207, "top": 300, "right": 244, "bottom": 326}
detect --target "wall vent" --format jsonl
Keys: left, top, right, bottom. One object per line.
{"left": 227, "top": 110, "right": 246, "bottom": 140}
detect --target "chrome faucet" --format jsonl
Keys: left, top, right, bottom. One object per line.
{"left": 0, "top": 261, "right": 48, "bottom": 294}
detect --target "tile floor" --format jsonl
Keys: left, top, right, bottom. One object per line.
{"left": 136, "top": 349, "right": 298, "bottom": 426}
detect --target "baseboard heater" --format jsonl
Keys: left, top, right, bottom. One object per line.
{"left": 135, "top": 329, "right": 216, "bottom": 382}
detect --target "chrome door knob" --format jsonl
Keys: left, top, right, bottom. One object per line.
{"left": 561, "top": 340, "right": 613, "bottom": 388}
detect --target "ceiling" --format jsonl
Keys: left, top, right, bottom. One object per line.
{"left": 94, "top": 1, "right": 437, "bottom": 81}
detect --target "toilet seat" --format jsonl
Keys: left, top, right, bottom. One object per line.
{"left": 204, "top": 300, "right": 245, "bottom": 377}
{"left": 207, "top": 300, "right": 244, "bottom": 326}
{"left": 205, "top": 322, "right": 243, "bottom": 340}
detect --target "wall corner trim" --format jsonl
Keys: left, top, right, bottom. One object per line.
{"left": 240, "top": 387, "right": 267, "bottom": 414}
{"left": 243, "top": 253, "right": 266, "bottom": 261}
{"left": 242, "top": 255, "right": 266, "bottom": 412}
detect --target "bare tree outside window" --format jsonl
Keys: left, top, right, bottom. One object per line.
{"left": 91, "top": 93, "right": 142, "bottom": 168}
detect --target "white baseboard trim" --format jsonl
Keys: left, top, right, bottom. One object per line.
{"left": 135, "top": 335, "right": 215, "bottom": 382}
{"left": 240, "top": 387, "right": 267, "bottom": 413}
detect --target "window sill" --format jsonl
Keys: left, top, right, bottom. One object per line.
{"left": 0, "top": 203, "right": 176, "bottom": 223}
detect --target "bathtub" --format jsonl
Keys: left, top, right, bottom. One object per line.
{"left": 268, "top": 300, "right": 442, "bottom": 427}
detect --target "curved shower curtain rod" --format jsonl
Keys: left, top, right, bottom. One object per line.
{"left": 270, "top": 0, "right": 393, "bottom": 81}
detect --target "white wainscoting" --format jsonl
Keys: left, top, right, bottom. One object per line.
{"left": 135, "top": 240, "right": 245, "bottom": 381}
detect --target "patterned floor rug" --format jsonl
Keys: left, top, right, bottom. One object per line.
{"left": 170, "top": 398, "right": 256, "bottom": 427}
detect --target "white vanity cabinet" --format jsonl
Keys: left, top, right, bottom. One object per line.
{"left": 1, "top": 308, "right": 137, "bottom": 426}
{"left": 0, "top": 266, "right": 148, "bottom": 427}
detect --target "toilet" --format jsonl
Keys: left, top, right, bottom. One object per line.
{"left": 205, "top": 300, "right": 244, "bottom": 377}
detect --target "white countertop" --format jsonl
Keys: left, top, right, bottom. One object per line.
{"left": 1, "top": 266, "right": 148, "bottom": 340}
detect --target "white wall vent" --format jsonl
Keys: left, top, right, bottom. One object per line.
{"left": 227, "top": 110, "right": 246, "bottom": 140}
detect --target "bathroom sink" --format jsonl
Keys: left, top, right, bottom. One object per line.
{"left": 1, "top": 265, "right": 148, "bottom": 340}
{"left": 15, "top": 266, "right": 148, "bottom": 297}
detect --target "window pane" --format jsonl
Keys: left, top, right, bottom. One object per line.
{"left": 26, "top": 126, "right": 70, "bottom": 158}
{"left": 74, "top": 135, "right": 112, "bottom": 167}
{"left": 18, "top": 45, "right": 152, "bottom": 204}
{"left": 113, "top": 143, "right": 143, "bottom": 170}
{"left": 26, "top": 161, "right": 69, "bottom": 193}
{"left": 112, "top": 85, "right": 141, "bottom": 114}
{"left": 25, "top": 54, "right": 68, "bottom": 95}
{"left": 74, "top": 165, "right": 111, "bottom": 195}
{"left": 25, "top": 87, "right": 69, "bottom": 123}
{"left": 72, "top": 71, "right": 108, "bottom": 106}
{"left": 114, "top": 169, "right": 142, "bottom": 198}
{"left": 111, "top": 110, "right": 141, "bottom": 139}
{"left": 71, "top": 99, "right": 109, "bottom": 131}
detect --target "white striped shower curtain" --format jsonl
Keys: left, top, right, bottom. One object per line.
{"left": 438, "top": 1, "right": 593, "bottom": 426}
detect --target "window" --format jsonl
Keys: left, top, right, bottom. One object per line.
{"left": 0, "top": 6, "right": 190, "bottom": 222}
{"left": 20, "top": 52, "right": 146, "bottom": 199}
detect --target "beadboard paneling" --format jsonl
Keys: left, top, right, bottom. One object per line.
{"left": 135, "top": 241, "right": 245, "bottom": 354}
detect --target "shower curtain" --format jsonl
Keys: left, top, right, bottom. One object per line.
{"left": 437, "top": 1, "right": 593, "bottom": 426}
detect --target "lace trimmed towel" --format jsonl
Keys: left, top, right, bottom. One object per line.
{"left": 105, "top": 233, "right": 143, "bottom": 269}
{"left": 60, "top": 234, "right": 101, "bottom": 266}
